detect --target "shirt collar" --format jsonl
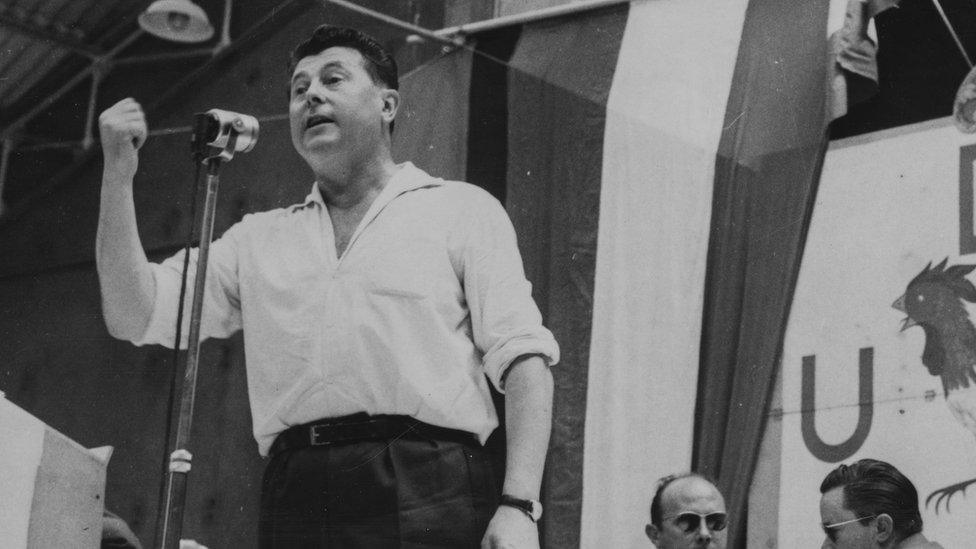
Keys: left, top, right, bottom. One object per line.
{"left": 300, "top": 161, "right": 443, "bottom": 209}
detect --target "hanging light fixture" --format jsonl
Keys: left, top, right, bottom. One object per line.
{"left": 138, "top": 0, "right": 215, "bottom": 43}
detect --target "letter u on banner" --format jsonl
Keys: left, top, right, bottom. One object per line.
{"left": 800, "top": 347, "right": 874, "bottom": 462}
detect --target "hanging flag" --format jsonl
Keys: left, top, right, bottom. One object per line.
{"left": 583, "top": 1, "right": 750, "bottom": 547}
{"left": 393, "top": 1, "right": 838, "bottom": 547}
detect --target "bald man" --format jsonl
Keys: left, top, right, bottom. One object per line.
{"left": 645, "top": 473, "right": 728, "bottom": 549}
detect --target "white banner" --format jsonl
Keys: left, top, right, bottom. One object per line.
{"left": 582, "top": 0, "right": 749, "bottom": 547}
{"left": 780, "top": 118, "right": 976, "bottom": 548}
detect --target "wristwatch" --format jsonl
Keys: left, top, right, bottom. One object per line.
{"left": 500, "top": 494, "right": 543, "bottom": 522}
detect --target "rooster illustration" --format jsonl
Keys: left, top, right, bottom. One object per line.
{"left": 893, "top": 259, "right": 976, "bottom": 513}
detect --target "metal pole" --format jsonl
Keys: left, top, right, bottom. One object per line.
{"left": 216, "top": 0, "right": 233, "bottom": 52}
{"left": 114, "top": 48, "right": 214, "bottom": 66}
{"left": 158, "top": 156, "right": 223, "bottom": 549}
{"left": 18, "top": 114, "right": 288, "bottom": 153}
{"left": 82, "top": 63, "right": 106, "bottom": 151}
{"left": 930, "top": 0, "right": 973, "bottom": 69}
{"left": 434, "top": 0, "right": 627, "bottom": 39}
{"left": 319, "top": 0, "right": 464, "bottom": 48}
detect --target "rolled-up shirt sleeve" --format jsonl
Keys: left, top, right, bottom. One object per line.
{"left": 131, "top": 224, "right": 243, "bottom": 349}
{"left": 456, "top": 190, "right": 560, "bottom": 392}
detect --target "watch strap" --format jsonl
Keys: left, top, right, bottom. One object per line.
{"left": 499, "top": 494, "right": 542, "bottom": 522}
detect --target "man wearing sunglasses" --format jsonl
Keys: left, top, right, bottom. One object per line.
{"left": 645, "top": 473, "right": 728, "bottom": 549}
{"left": 819, "top": 459, "right": 944, "bottom": 549}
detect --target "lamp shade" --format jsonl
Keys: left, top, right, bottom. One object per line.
{"left": 138, "top": 0, "right": 214, "bottom": 43}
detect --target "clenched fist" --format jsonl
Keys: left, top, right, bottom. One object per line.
{"left": 99, "top": 98, "right": 147, "bottom": 181}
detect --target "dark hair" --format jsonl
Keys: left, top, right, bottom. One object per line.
{"left": 650, "top": 473, "right": 717, "bottom": 527}
{"left": 289, "top": 25, "right": 398, "bottom": 91}
{"left": 820, "top": 459, "right": 923, "bottom": 540}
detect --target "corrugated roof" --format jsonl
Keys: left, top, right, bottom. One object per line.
{"left": 0, "top": 0, "right": 143, "bottom": 111}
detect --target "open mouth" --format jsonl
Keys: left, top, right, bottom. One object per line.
{"left": 306, "top": 114, "right": 333, "bottom": 129}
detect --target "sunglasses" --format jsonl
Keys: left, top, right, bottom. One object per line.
{"left": 664, "top": 512, "right": 728, "bottom": 534}
{"left": 822, "top": 515, "right": 876, "bottom": 543}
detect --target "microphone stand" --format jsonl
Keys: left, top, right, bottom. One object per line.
{"left": 158, "top": 130, "right": 242, "bottom": 549}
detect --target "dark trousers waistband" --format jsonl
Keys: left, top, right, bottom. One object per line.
{"left": 269, "top": 413, "right": 478, "bottom": 458}
{"left": 260, "top": 414, "right": 497, "bottom": 547}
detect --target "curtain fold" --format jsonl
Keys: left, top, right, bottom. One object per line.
{"left": 394, "top": 4, "right": 839, "bottom": 546}
{"left": 505, "top": 8, "right": 626, "bottom": 547}
{"left": 392, "top": 48, "right": 473, "bottom": 179}
{"left": 582, "top": 1, "right": 751, "bottom": 546}
{"left": 692, "top": 0, "right": 832, "bottom": 547}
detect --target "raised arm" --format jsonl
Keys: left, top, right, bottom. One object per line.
{"left": 95, "top": 98, "right": 155, "bottom": 340}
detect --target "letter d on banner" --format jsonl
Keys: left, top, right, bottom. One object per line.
{"left": 959, "top": 144, "right": 976, "bottom": 255}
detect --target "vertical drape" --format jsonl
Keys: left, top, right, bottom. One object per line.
{"left": 505, "top": 8, "right": 626, "bottom": 547}
{"left": 467, "top": 27, "right": 522, "bottom": 203}
{"left": 583, "top": 0, "right": 750, "bottom": 546}
{"left": 693, "top": 0, "right": 832, "bottom": 547}
{"left": 394, "top": 15, "right": 625, "bottom": 544}
{"left": 392, "top": 49, "right": 473, "bottom": 179}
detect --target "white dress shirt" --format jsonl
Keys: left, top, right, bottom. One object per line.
{"left": 132, "top": 162, "right": 559, "bottom": 455}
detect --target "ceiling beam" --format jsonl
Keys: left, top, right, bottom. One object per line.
{"left": 0, "top": 8, "right": 103, "bottom": 60}
{"left": 0, "top": 0, "right": 307, "bottom": 231}
{"left": 0, "top": 29, "right": 143, "bottom": 142}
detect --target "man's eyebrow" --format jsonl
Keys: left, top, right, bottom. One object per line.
{"left": 318, "top": 61, "right": 348, "bottom": 73}
{"left": 291, "top": 61, "right": 349, "bottom": 85}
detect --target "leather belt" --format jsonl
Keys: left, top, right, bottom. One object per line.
{"left": 269, "top": 413, "right": 478, "bottom": 458}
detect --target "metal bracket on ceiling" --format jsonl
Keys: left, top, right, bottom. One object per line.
{"left": 215, "top": 0, "right": 233, "bottom": 52}
{"left": 320, "top": 0, "right": 468, "bottom": 52}
{"left": 930, "top": 0, "right": 973, "bottom": 69}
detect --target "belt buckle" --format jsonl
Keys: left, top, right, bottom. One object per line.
{"left": 309, "top": 424, "right": 332, "bottom": 446}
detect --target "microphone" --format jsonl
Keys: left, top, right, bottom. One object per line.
{"left": 953, "top": 64, "right": 976, "bottom": 134}
{"left": 191, "top": 109, "right": 260, "bottom": 158}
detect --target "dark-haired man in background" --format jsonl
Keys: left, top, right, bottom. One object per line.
{"left": 819, "top": 459, "right": 944, "bottom": 549}
{"left": 96, "top": 25, "right": 558, "bottom": 548}
{"left": 645, "top": 473, "right": 727, "bottom": 549}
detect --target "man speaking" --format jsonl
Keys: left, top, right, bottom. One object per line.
{"left": 96, "top": 25, "right": 558, "bottom": 548}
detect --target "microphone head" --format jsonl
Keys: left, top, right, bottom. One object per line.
{"left": 191, "top": 109, "right": 260, "bottom": 158}
{"left": 206, "top": 109, "right": 260, "bottom": 153}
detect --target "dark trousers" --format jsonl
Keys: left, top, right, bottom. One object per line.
{"left": 258, "top": 423, "right": 498, "bottom": 548}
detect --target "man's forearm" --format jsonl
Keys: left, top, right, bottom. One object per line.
{"left": 96, "top": 172, "right": 155, "bottom": 341}
{"left": 501, "top": 355, "right": 554, "bottom": 500}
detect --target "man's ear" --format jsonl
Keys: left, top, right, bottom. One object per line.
{"left": 645, "top": 523, "right": 661, "bottom": 546}
{"left": 874, "top": 514, "right": 895, "bottom": 544}
{"left": 380, "top": 89, "right": 400, "bottom": 124}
